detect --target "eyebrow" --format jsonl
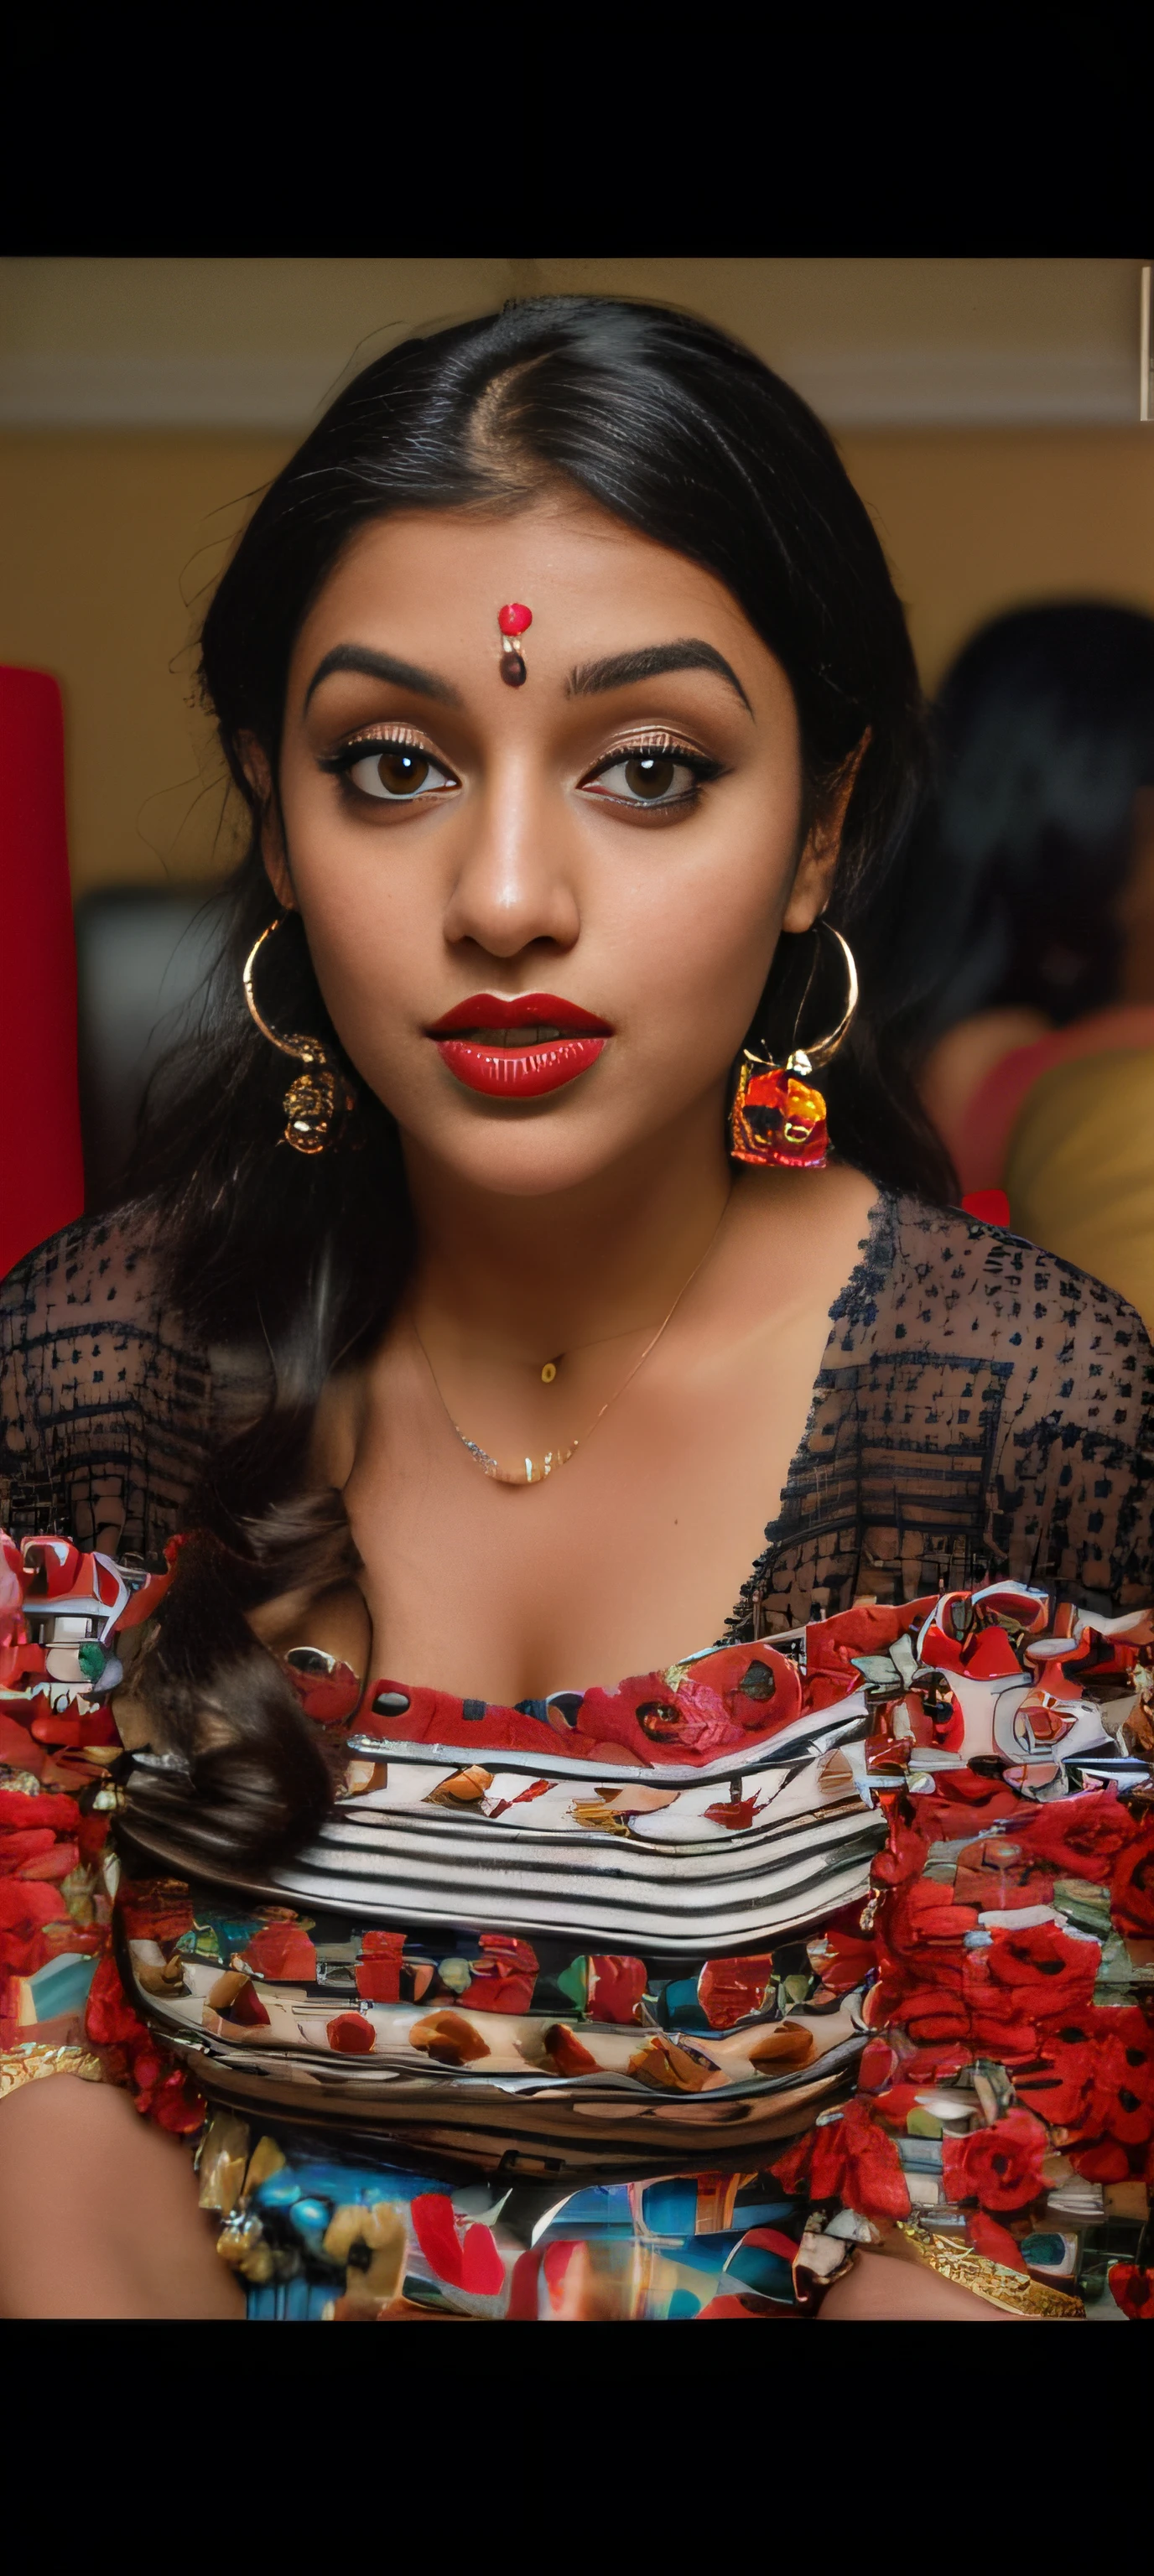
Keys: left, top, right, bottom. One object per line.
{"left": 304, "top": 644, "right": 463, "bottom": 712}
{"left": 565, "top": 639, "right": 753, "bottom": 714}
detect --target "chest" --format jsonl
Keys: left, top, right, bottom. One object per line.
{"left": 338, "top": 1310, "right": 825, "bottom": 1704}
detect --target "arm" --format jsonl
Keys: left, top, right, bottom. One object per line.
{"left": 0, "top": 2074, "right": 242, "bottom": 2319}
{"left": 819, "top": 2249, "right": 1020, "bottom": 2322}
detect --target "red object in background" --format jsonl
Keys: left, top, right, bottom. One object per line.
{"left": 0, "top": 669, "right": 84, "bottom": 1280}
{"left": 961, "top": 1188, "right": 1011, "bottom": 1228}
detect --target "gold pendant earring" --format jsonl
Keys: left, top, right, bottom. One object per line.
{"left": 242, "top": 917, "right": 356, "bottom": 1156}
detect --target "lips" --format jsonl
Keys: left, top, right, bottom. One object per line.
{"left": 428, "top": 992, "right": 613, "bottom": 1099}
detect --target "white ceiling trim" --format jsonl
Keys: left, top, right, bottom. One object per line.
{"left": 0, "top": 345, "right": 1142, "bottom": 432}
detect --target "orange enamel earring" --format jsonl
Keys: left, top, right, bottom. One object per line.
{"left": 729, "top": 921, "right": 858, "bottom": 1171}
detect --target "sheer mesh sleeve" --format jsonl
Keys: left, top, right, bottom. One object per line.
{"left": 5, "top": 1197, "right": 1153, "bottom": 1615}
{"left": 0, "top": 1213, "right": 215, "bottom": 1560}
{"left": 739, "top": 1194, "right": 1154, "bottom": 1633}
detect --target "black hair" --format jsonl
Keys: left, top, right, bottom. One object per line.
{"left": 901, "top": 600, "right": 1154, "bottom": 1041}
{"left": 124, "top": 294, "right": 951, "bottom": 1868}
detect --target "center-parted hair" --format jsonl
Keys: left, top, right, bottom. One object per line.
{"left": 123, "top": 296, "right": 950, "bottom": 1869}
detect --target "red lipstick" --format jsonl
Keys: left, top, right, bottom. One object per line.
{"left": 427, "top": 991, "right": 613, "bottom": 1098}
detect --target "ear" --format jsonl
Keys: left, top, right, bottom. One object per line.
{"left": 238, "top": 731, "right": 295, "bottom": 912}
{"left": 781, "top": 732, "right": 871, "bottom": 936}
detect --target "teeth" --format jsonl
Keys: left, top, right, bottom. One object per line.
{"left": 462, "top": 1026, "right": 564, "bottom": 1046}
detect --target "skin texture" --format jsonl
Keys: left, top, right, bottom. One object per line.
{"left": 819, "top": 2247, "right": 1019, "bottom": 2321}
{"left": 2, "top": 491, "right": 1000, "bottom": 2319}
{"left": 0, "top": 2077, "right": 243, "bottom": 2319}
{"left": 257, "top": 495, "right": 878, "bottom": 1698}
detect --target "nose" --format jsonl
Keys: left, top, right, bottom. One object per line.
{"left": 441, "top": 761, "right": 580, "bottom": 963}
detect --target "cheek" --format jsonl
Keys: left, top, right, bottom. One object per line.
{"left": 311, "top": 919, "right": 417, "bottom": 1073}
{"left": 289, "top": 854, "right": 422, "bottom": 1077}
{"left": 618, "top": 819, "right": 795, "bottom": 1063}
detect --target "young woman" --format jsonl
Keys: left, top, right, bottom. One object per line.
{"left": 1, "top": 301, "right": 1151, "bottom": 2321}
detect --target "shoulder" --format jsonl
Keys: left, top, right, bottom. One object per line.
{"left": 860, "top": 1191, "right": 1154, "bottom": 1425}
{"left": 0, "top": 1202, "right": 212, "bottom": 1430}
{"left": 1, "top": 1206, "right": 166, "bottom": 1345}
{"left": 802, "top": 1189, "right": 1154, "bottom": 1610}
{"left": 0, "top": 1206, "right": 217, "bottom": 1554}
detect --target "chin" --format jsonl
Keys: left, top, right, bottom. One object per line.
{"left": 432, "top": 1132, "right": 631, "bottom": 1200}
{"left": 408, "top": 1096, "right": 654, "bottom": 1199}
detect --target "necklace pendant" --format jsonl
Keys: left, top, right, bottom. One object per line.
{"left": 419, "top": 1185, "right": 731, "bottom": 1493}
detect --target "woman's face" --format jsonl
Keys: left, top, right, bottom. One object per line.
{"left": 265, "top": 491, "right": 845, "bottom": 1199}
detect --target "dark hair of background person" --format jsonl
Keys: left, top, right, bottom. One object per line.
{"left": 893, "top": 602, "right": 1154, "bottom": 1049}
{"left": 117, "top": 295, "right": 953, "bottom": 1873}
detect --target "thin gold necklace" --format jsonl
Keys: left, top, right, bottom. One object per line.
{"left": 413, "top": 1187, "right": 734, "bottom": 1487}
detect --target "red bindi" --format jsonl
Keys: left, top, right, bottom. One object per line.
{"left": 497, "top": 602, "right": 532, "bottom": 686}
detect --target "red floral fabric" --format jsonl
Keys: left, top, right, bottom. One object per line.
{"left": 941, "top": 2111, "right": 1047, "bottom": 2211}
{"left": 84, "top": 1950, "right": 205, "bottom": 2134}
{"left": 7, "top": 1550, "right": 1154, "bottom": 2321}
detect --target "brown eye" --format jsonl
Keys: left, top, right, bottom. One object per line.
{"left": 583, "top": 747, "right": 710, "bottom": 808}
{"left": 379, "top": 749, "right": 430, "bottom": 795}
{"left": 624, "top": 754, "right": 677, "bottom": 799}
{"left": 345, "top": 745, "right": 455, "bottom": 800}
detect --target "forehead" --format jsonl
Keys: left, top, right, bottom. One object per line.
{"left": 290, "top": 492, "right": 766, "bottom": 677}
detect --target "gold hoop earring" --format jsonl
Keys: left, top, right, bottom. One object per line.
{"left": 729, "top": 919, "right": 858, "bottom": 1171}
{"left": 242, "top": 917, "right": 356, "bottom": 1156}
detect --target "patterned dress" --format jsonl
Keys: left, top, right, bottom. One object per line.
{"left": 2, "top": 1194, "right": 1152, "bottom": 2320}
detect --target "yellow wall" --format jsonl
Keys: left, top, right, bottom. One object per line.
{"left": 0, "top": 432, "right": 288, "bottom": 891}
{"left": 850, "top": 428, "right": 1154, "bottom": 693}
{"left": 2, "top": 422, "right": 1153, "bottom": 893}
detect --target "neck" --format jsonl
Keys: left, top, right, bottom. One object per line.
{"left": 403, "top": 1095, "right": 735, "bottom": 1364}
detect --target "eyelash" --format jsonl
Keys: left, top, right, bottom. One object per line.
{"left": 581, "top": 735, "right": 725, "bottom": 804}
{"left": 319, "top": 729, "right": 725, "bottom": 805}
{"left": 320, "top": 728, "right": 448, "bottom": 783}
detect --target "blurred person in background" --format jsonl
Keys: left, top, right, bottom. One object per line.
{"left": 913, "top": 605, "right": 1154, "bottom": 1278}
{"left": 1002, "top": 1028, "right": 1154, "bottom": 1327}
